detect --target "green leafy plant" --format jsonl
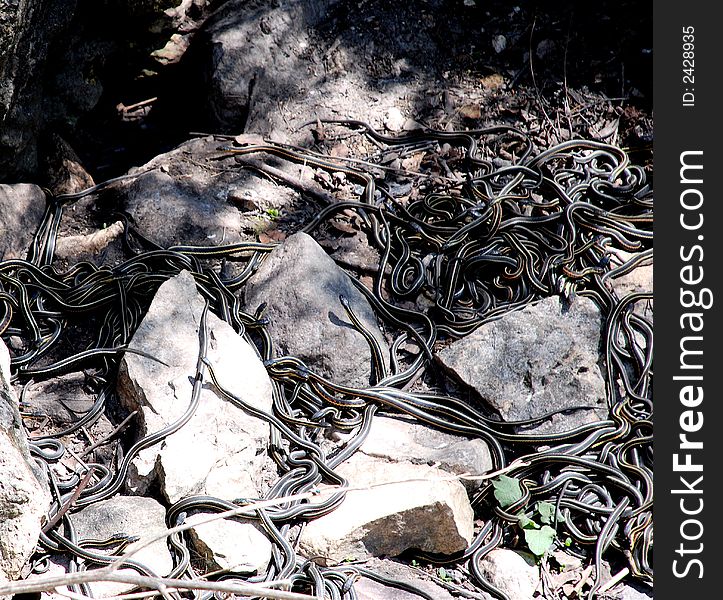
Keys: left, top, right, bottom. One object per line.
{"left": 492, "top": 474, "right": 522, "bottom": 508}
{"left": 436, "top": 567, "right": 453, "bottom": 582}
{"left": 491, "top": 476, "right": 565, "bottom": 558}
{"left": 265, "top": 207, "right": 281, "bottom": 219}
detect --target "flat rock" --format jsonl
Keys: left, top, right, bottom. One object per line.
{"left": 15, "top": 372, "right": 96, "bottom": 425}
{"left": 0, "top": 184, "right": 46, "bottom": 260}
{"left": 118, "top": 270, "right": 276, "bottom": 503}
{"left": 476, "top": 549, "right": 540, "bottom": 600}
{"left": 119, "top": 138, "right": 299, "bottom": 249}
{"left": 244, "top": 232, "right": 387, "bottom": 388}
{"left": 435, "top": 295, "right": 608, "bottom": 435}
{"left": 122, "top": 168, "right": 244, "bottom": 249}
{"left": 299, "top": 454, "right": 474, "bottom": 565}
{"left": 355, "top": 415, "right": 493, "bottom": 492}
{"left": 71, "top": 496, "right": 173, "bottom": 598}
{"left": 353, "top": 557, "right": 461, "bottom": 600}
{"left": 186, "top": 513, "right": 272, "bottom": 574}
{"left": 0, "top": 340, "right": 50, "bottom": 583}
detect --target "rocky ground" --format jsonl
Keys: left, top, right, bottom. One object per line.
{"left": 1, "top": 1, "right": 653, "bottom": 600}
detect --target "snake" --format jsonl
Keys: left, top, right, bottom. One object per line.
{"left": 1, "top": 119, "right": 653, "bottom": 599}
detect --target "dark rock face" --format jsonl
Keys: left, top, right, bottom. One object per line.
{"left": 0, "top": 0, "right": 189, "bottom": 182}
{"left": 0, "top": 0, "right": 77, "bottom": 180}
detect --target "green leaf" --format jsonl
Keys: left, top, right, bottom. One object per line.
{"left": 516, "top": 511, "right": 538, "bottom": 530}
{"left": 437, "top": 567, "right": 452, "bottom": 582}
{"left": 524, "top": 525, "right": 556, "bottom": 556}
{"left": 536, "top": 501, "right": 561, "bottom": 524}
{"left": 492, "top": 475, "right": 523, "bottom": 509}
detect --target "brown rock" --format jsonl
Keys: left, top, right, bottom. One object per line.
{"left": 299, "top": 454, "right": 474, "bottom": 565}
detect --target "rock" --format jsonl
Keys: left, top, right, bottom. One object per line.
{"left": 0, "top": 340, "right": 51, "bottom": 583}
{"left": 383, "top": 107, "right": 405, "bottom": 132}
{"left": 119, "top": 137, "right": 298, "bottom": 248}
{"left": 610, "top": 264, "right": 653, "bottom": 297}
{"left": 122, "top": 169, "right": 246, "bottom": 249}
{"left": 71, "top": 496, "right": 173, "bottom": 598}
{"left": 299, "top": 454, "right": 474, "bottom": 565}
{"left": 178, "top": 0, "right": 336, "bottom": 136}
{"left": 118, "top": 270, "right": 276, "bottom": 503}
{"left": 608, "top": 255, "right": 653, "bottom": 322}
{"left": 39, "top": 133, "right": 94, "bottom": 195}
{"left": 0, "top": 1, "right": 75, "bottom": 179}
{"left": 0, "top": 184, "right": 47, "bottom": 260}
{"left": 244, "top": 232, "right": 388, "bottom": 388}
{"left": 15, "top": 372, "right": 96, "bottom": 425}
{"left": 435, "top": 295, "right": 608, "bottom": 435}
{"left": 354, "top": 415, "right": 493, "bottom": 492}
{"left": 176, "top": 0, "right": 443, "bottom": 144}
{"left": 492, "top": 34, "right": 507, "bottom": 53}
{"left": 536, "top": 39, "right": 556, "bottom": 60}
{"left": 186, "top": 513, "right": 272, "bottom": 574}
{"left": 476, "top": 549, "right": 540, "bottom": 600}
{"left": 353, "top": 557, "right": 460, "bottom": 600}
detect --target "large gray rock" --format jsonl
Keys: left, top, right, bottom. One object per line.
{"left": 186, "top": 513, "right": 272, "bottom": 574}
{"left": 299, "top": 454, "right": 474, "bottom": 565}
{"left": 71, "top": 496, "right": 173, "bottom": 598}
{"left": 476, "top": 549, "right": 540, "bottom": 600}
{"left": 353, "top": 415, "right": 493, "bottom": 492}
{"left": 183, "top": 0, "right": 336, "bottom": 136}
{"left": 435, "top": 295, "right": 608, "bottom": 435}
{"left": 0, "top": 184, "right": 46, "bottom": 260}
{"left": 118, "top": 270, "right": 276, "bottom": 503}
{"left": 0, "top": 340, "right": 51, "bottom": 583}
{"left": 180, "top": 0, "right": 436, "bottom": 145}
{"left": 244, "top": 232, "right": 387, "bottom": 388}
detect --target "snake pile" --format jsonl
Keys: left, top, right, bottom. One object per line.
{"left": 0, "top": 120, "right": 653, "bottom": 600}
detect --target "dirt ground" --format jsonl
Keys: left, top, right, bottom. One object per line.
{"left": 64, "top": 0, "right": 652, "bottom": 182}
